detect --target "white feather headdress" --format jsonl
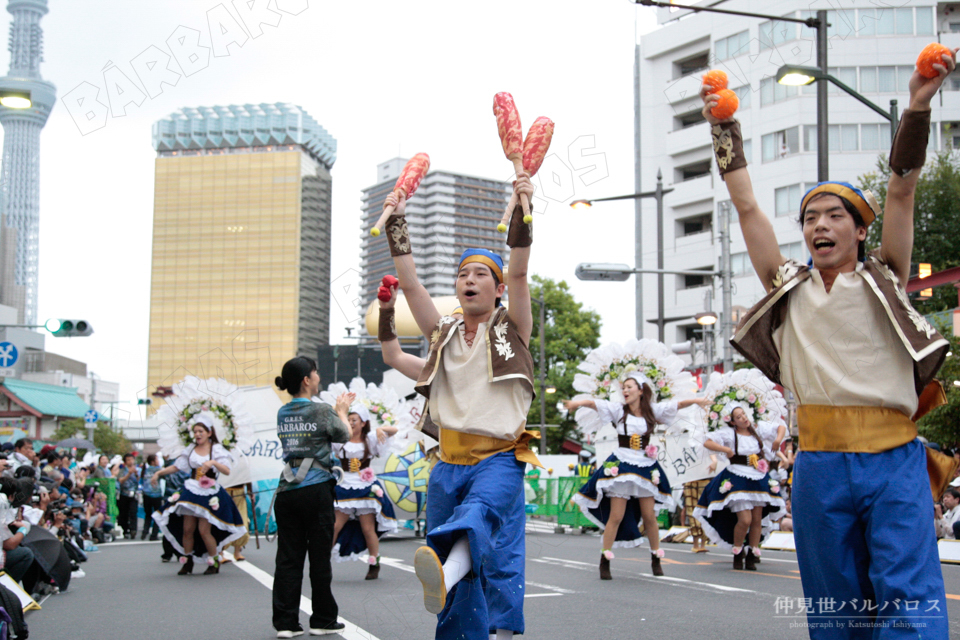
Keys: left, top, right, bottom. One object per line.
{"left": 154, "top": 376, "right": 255, "bottom": 457}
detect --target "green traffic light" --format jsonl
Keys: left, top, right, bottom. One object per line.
{"left": 44, "top": 319, "right": 61, "bottom": 333}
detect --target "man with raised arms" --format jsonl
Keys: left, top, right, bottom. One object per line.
{"left": 376, "top": 174, "right": 538, "bottom": 640}
{"left": 702, "top": 49, "right": 957, "bottom": 638}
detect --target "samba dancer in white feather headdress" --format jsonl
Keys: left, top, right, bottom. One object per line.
{"left": 315, "top": 378, "right": 413, "bottom": 579}
{"left": 150, "top": 377, "right": 252, "bottom": 575}
{"left": 692, "top": 369, "right": 787, "bottom": 569}
{"left": 563, "top": 339, "right": 708, "bottom": 580}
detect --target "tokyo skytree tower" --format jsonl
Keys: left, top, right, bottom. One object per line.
{"left": 0, "top": 0, "right": 55, "bottom": 325}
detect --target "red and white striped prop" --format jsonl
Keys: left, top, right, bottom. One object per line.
{"left": 370, "top": 153, "right": 431, "bottom": 237}
{"left": 498, "top": 116, "right": 555, "bottom": 231}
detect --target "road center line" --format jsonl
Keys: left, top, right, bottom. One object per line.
{"left": 222, "top": 551, "right": 383, "bottom": 640}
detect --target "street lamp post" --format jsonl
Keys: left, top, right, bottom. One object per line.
{"left": 571, "top": 171, "right": 674, "bottom": 341}
{"left": 776, "top": 64, "right": 900, "bottom": 143}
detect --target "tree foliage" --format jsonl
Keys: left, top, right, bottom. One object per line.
{"left": 53, "top": 419, "right": 133, "bottom": 458}
{"left": 524, "top": 276, "right": 602, "bottom": 454}
{"left": 858, "top": 153, "right": 960, "bottom": 448}
{"left": 859, "top": 150, "right": 960, "bottom": 314}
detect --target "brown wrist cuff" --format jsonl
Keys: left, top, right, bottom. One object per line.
{"left": 378, "top": 308, "right": 397, "bottom": 342}
{"left": 712, "top": 120, "right": 748, "bottom": 177}
{"left": 385, "top": 215, "right": 411, "bottom": 257}
{"left": 506, "top": 200, "right": 532, "bottom": 248}
{"left": 889, "top": 109, "right": 931, "bottom": 178}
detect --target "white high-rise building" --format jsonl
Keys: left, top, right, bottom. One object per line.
{"left": 359, "top": 159, "right": 512, "bottom": 312}
{"left": 638, "top": 0, "right": 950, "bottom": 358}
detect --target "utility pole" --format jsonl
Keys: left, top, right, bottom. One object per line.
{"left": 532, "top": 292, "right": 548, "bottom": 454}
{"left": 718, "top": 201, "right": 734, "bottom": 373}
{"left": 655, "top": 169, "right": 665, "bottom": 343}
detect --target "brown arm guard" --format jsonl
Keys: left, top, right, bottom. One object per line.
{"left": 378, "top": 307, "right": 397, "bottom": 342}
{"left": 506, "top": 200, "right": 532, "bottom": 248}
{"left": 889, "top": 109, "right": 931, "bottom": 178}
{"left": 385, "top": 215, "right": 411, "bottom": 257}
{"left": 712, "top": 120, "right": 748, "bottom": 178}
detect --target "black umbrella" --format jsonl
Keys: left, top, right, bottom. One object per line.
{"left": 22, "top": 527, "right": 72, "bottom": 591}
{"left": 55, "top": 438, "right": 96, "bottom": 450}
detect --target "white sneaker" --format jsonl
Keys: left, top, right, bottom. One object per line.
{"left": 71, "top": 569, "right": 86, "bottom": 578}
{"left": 276, "top": 630, "right": 304, "bottom": 638}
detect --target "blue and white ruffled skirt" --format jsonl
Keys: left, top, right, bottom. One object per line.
{"left": 152, "top": 478, "right": 246, "bottom": 559}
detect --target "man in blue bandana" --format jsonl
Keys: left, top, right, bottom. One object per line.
{"left": 701, "top": 50, "right": 957, "bottom": 639}
{"left": 376, "top": 173, "right": 539, "bottom": 640}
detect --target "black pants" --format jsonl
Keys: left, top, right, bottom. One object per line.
{"left": 142, "top": 495, "right": 162, "bottom": 537}
{"left": 117, "top": 494, "right": 138, "bottom": 536}
{"left": 272, "top": 480, "right": 338, "bottom": 631}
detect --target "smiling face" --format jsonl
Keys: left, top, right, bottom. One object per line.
{"left": 456, "top": 263, "right": 505, "bottom": 316}
{"left": 731, "top": 407, "right": 752, "bottom": 430}
{"left": 347, "top": 413, "right": 366, "bottom": 438}
{"left": 801, "top": 194, "right": 866, "bottom": 272}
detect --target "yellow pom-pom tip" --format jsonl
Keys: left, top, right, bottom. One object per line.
{"left": 497, "top": 223, "right": 507, "bottom": 233}
{"left": 523, "top": 215, "right": 533, "bottom": 224}
{"left": 370, "top": 227, "right": 380, "bottom": 237}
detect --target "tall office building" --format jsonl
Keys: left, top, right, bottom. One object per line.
{"left": 637, "top": 0, "right": 949, "bottom": 353}
{"left": 359, "top": 158, "right": 512, "bottom": 312}
{"left": 147, "top": 103, "right": 336, "bottom": 396}
{"left": 0, "top": 0, "right": 56, "bottom": 325}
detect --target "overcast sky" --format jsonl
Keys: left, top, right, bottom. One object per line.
{"left": 18, "top": 0, "right": 663, "bottom": 422}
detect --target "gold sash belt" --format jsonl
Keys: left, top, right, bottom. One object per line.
{"left": 438, "top": 427, "right": 542, "bottom": 468}
{"left": 798, "top": 405, "right": 958, "bottom": 501}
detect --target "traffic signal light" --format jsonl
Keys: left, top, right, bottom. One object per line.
{"left": 44, "top": 319, "right": 93, "bottom": 337}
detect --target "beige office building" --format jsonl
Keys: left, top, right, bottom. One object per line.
{"left": 147, "top": 104, "right": 336, "bottom": 398}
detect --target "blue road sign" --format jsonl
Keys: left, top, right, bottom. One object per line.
{"left": 84, "top": 410, "right": 99, "bottom": 423}
{"left": 0, "top": 342, "right": 18, "bottom": 368}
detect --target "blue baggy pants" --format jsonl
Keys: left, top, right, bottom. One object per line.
{"left": 793, "top": 440, "right": 948, "bottom": 639}
{"left": 425, "top": 452, "right": 526, "bottom": 640}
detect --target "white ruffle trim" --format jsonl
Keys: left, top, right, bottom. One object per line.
{"left": 184, "top": 478, "right": 221, "bottom": 496}
{"left": 573, "top": 475, "right": 677, "bottom": 518}
{"left": 338, "top": 473, "right": 378, "bottom": 491}
{"left": 725, "top": 464, "right": 765, "bottom": 481}
{"left": 568, "top": 497, "right": 654, "bottom": 550}
{"left": 332, "top": 545, "right": 374, "bottom": 563}
{"left": 612, "top": 449, "right": 657, "bottom": 467}
{"left": 152, "top": 502, "right": 246, "bottom": 559}
{"left": 692, "top": 491, "right": 786, "bottom": 551}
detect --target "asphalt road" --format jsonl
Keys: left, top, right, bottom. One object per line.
{"left": 26, "top": 519, "right": 960, "bottom": 639}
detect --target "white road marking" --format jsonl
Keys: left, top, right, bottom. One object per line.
{"left": 535, "top": 556, "right": 757, "bottom": 594}
{"left": 524, "top": 593, "right": 563, "bottom": 599}
{"left": 669, "top": 547, "right": 799, "bottom": 564}
{"left": 378, "top": 556, "right": 415, "bottom": 574}
{"left": 525, "top": 581, "right": 575, "bottom": 594}
{"left": 101, "top": 540, "right": 161, "bottom": 546}
{"left": 222, "top": 551, "right": 383, "bottom": 640}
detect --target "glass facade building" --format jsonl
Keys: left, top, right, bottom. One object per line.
{"left": 147, "top": 104, "right": 335, "bottom": 396}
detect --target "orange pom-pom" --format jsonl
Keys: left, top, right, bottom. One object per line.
{"left": 702, "top": 70, "right": 728, "bottom": 94}
{"left": 710, "top": 89, "right": 739, "bottom": 120}
{"left": 917, "top": 43, "right": 953, "bottom": 79}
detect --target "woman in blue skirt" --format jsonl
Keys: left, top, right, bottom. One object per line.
{"left": 331, "top": 404, "right": 399, "bottom": 579}
{"left": 151, "top": 414, "right": 245, "bottom": 575}
{"left": 694, "top": 405, "right": 786, "bottom": 571}
{"left": 566, "top": 372, "right": 709, "bottom": 579}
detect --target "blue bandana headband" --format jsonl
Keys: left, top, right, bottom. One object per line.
{"left": 800, "top": 181, "right": 881, "bottom": 226}
{"left": 458, "top": 248, "right": 504, "bottom": 282}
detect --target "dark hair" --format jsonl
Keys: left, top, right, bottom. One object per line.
{"left": 945, "top": 488, "right": 960, "bottom": 501}
{"left": 350, "top": 413, "right": 373, "bottom": 460}
{"left": 622, "top": 378, "right": 658, "bottom": 428}
{"left": 123, "top": 452, "right": 135, "bottom": 462}
{"left": 13, "top": 438, "right": 31, "bottom": 451}
{"left": 276, "top": 356, "right": 318, "bottom": 395}
{"left": 798, "top": 193, "right": 866, "bottom": 261}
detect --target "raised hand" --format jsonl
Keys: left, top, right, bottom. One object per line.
{"left": 910, "top": 47, "right": 957, "bottom": 109}
{"left": 384, "top": 191, "right": 406, "bottom": 218}
{"left": 335, "top": 392, "right": 356, "bottom": 416}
